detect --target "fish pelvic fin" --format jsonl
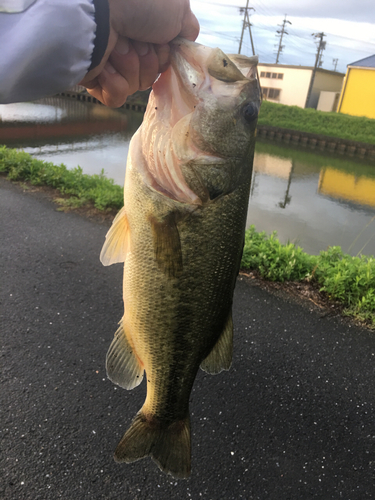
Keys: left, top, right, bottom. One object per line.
{"left": 106, "top": 319, "right": 144, "bottom": 390}
{"left": 200, "top": 310, "right": 233, "bottom": 374}
{"left": 100, "top": 206, "right": 130, "bottom": 266}
{"left": 114, "top": 411, "right": 191, "bottom": 479}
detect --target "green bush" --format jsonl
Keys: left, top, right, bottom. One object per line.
{"left": 314, "top": 248, "right": 375, "bottom": 322}
{"left": 258, "top": 101, "right": 375, "bottom": 145}
{"left": 0, "top": 146, "right": 123, "bottom": 210}
{"left": 242, "top": 225, "right": 375, "bottom": 327}
{"left": 241, "top": 225, "right": 316, "bottom": 282}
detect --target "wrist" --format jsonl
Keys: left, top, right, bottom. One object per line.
{"left": 81, "top": 1, "right": 118, "bottom": 85}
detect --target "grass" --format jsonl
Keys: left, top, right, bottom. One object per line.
{"left": 1, "top": 146, "right": 374, "bottom": 328}
{"left": 0, "top": 146, "right": 123, "bottom": 210}
{"left": 241, "top": 226, "right": 375, "bottom": 328}
{"left": 258, "top": 101, "right": 375, "bottom": 145}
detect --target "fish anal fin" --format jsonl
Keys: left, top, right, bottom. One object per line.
{"left": 149, "top": 212, "right": 183, "bottom": 278}
{"left": 106, "top": 319, "right": 144, "bottom": 390}
{"left": 100, "top": 206, "right": 130, "bottom": 266}
{"left": 200, "top": 311, "right": 233, "bottom": 374}
{"left": 114, "top": 411, "right": 191, "bottom": 479}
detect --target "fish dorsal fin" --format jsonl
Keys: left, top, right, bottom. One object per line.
{"left": 106, "top": 319, "right": 144, "bottom": 390}
{"left": 100, "top": 206, "right": 130, "bottom": 266}
{"left": 200, "top": 311, "right": 233, "bottom": 374}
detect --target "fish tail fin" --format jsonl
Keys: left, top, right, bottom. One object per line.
{"left": 114, "top": 410, "right": 191, "bottom": 479}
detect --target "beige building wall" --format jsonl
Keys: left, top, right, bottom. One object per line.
{"left": 310, "top": 72, "right": 344, "bottom": 109}
{"left": 317, "top": 91, "right": 340, "bottom": 112}
{"left": 259, "top": 64, "right": 345, "bottom": 109}
{"left": 258, "top": 64, "right": 312, "bottom": 108}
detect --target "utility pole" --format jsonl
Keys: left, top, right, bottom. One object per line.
{"left": 275, "top": 15, "right": 291, "bottom": 64}
{"left": 318, "top": 41, "right": 326, "bottom": 67}
{"left": 305, "top": 32, "right": 326, "bottom": 108}
{"left": 238, "top": 0, "right": 255, "bottom": 56}
{"left": 332, "top": 58, "right": 338, "bottom": 71}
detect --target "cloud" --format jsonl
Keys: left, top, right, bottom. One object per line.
{"left": 191, "top": 0, "right": 375, "bottom": 73}
{"left": 259, "top": 0, "right": 375, "bottom": 24}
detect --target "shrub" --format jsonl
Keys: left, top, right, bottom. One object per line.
{"left": 0, "top": 146, "right": 123, "bottom": 210}
{"left": 242, "top": 226, "right": 375, "bottom": 327}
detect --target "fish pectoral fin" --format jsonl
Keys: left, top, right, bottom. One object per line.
{"left": 114, "top": 411, "right": 191, "bottom": 479}
{"left": 100, "top": 206, "right": 130, "bottom": 266}
{"left": 149, "top": 212, "right": 183, "bottom": 278}
{"left": 200, "top": 311, "right": 233, "bottom": 374}
{"left": 106, "top": 319, "right": 144, "bottom": 390}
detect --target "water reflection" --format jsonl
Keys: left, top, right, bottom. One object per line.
{"left": 0, "top": 97, "right": 142, "bottom": 185}
{"left": 318, "top": 168, "right": 375, "bottom": 209}
{"left": 0, "top": 102, "right": 66, "bottom": 122}
{"left": 1, "top": 98, "right": 374, "bottom": 256}
{"left": 249, "top": 141, "right": 375, "bottom": 256}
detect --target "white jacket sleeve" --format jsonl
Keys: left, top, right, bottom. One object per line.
{"left": 0, "top": 0, "right": 107, "bottom": 104}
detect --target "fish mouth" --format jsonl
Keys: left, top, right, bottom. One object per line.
{"left": 171, "top": 37, "right": 258, "bottom": 80}
{"left": 139, "top": 40, "right": 259, "bottom": 205}
{"left": 152, "top": 38, "right": 259, "bottom": 128}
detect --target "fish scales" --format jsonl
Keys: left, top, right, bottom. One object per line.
{"left": 100, "top": 38, "right": 260, "bottom": 478}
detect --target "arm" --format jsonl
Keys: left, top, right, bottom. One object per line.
{"left": 80, "top": 0, "right": 199, "bottom": 107}
{"left": 0, "top": 0, "right": 99, "bottom": 103}
{"left": 0, "top": 0, "right": 199, "bottom": 106}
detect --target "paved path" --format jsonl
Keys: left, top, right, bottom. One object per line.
{"left": 1, "top": 177, "right": 375, "bottom": 500}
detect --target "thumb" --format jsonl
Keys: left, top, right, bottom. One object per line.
{"left": 179, "top": 10, "right": 200, "bottom": 41}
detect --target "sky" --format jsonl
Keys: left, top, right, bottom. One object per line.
{"left": 190, "top": 0, "right": 375, "bottom": 74}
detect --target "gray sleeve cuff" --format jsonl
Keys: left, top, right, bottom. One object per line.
{"left": 88, "top": 0, "right": 110, "bottom": 72}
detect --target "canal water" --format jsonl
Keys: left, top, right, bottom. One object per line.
{"left": 1, "top": 97, "right": 375, "bottom": 257}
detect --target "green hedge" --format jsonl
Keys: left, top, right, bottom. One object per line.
{"left": 0, "top": 146, "right": 123, "bottom": 210}
{"left": 258, "top": 101, "right": 375, "bottom": 145}
{"left": 241, "top": 226, "right": 375, "bottom": 327}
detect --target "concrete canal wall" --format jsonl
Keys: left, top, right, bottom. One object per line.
{"left": 257, "top": 125, "right": 375, "bottom": 161}
{"left": 58, "top": 90, "right": 147, "bottom": 113}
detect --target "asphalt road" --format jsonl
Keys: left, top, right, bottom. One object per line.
{"left": 1, "top": 176, "right": 375, "bottom": 500}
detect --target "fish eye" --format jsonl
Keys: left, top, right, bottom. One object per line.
{"left": 243, "top": 103, "right": 258, "bottom": 122}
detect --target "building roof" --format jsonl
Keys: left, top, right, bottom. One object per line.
{"left": 258, "top": 62, "right": 344, "bottom": 77}
{"left": 348, "top": 54, "right": 375, "bottom": 68}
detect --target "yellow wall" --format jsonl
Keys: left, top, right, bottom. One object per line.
{"left": 318, "top": 168, "right": 375, "bottom": 208}
{"left": 338, "top": 67, "right": 375, "bottom": 119}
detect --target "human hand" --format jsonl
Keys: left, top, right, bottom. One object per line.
{"left": 80, "top": 36, "right": 171, "bottom": 108}
{"left": 80, "top": 0, "right": 199, "bottom": 107}
{"left": 108, "top": 0, "right": 199, "bottom": 44}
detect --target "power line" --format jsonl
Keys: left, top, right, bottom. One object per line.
{"left": 196, "top": 3, "right": 373, "bottom": 72}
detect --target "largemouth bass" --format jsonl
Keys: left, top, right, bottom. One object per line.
{"left": 100, "top": 38, "right": 260, "bottom": 478}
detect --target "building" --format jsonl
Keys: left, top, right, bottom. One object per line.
{"left": 337, "top": 55, "right": 375, "bottom": 119}
{"left": 258, "top": 63, "right": 344, "bottom": 110}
